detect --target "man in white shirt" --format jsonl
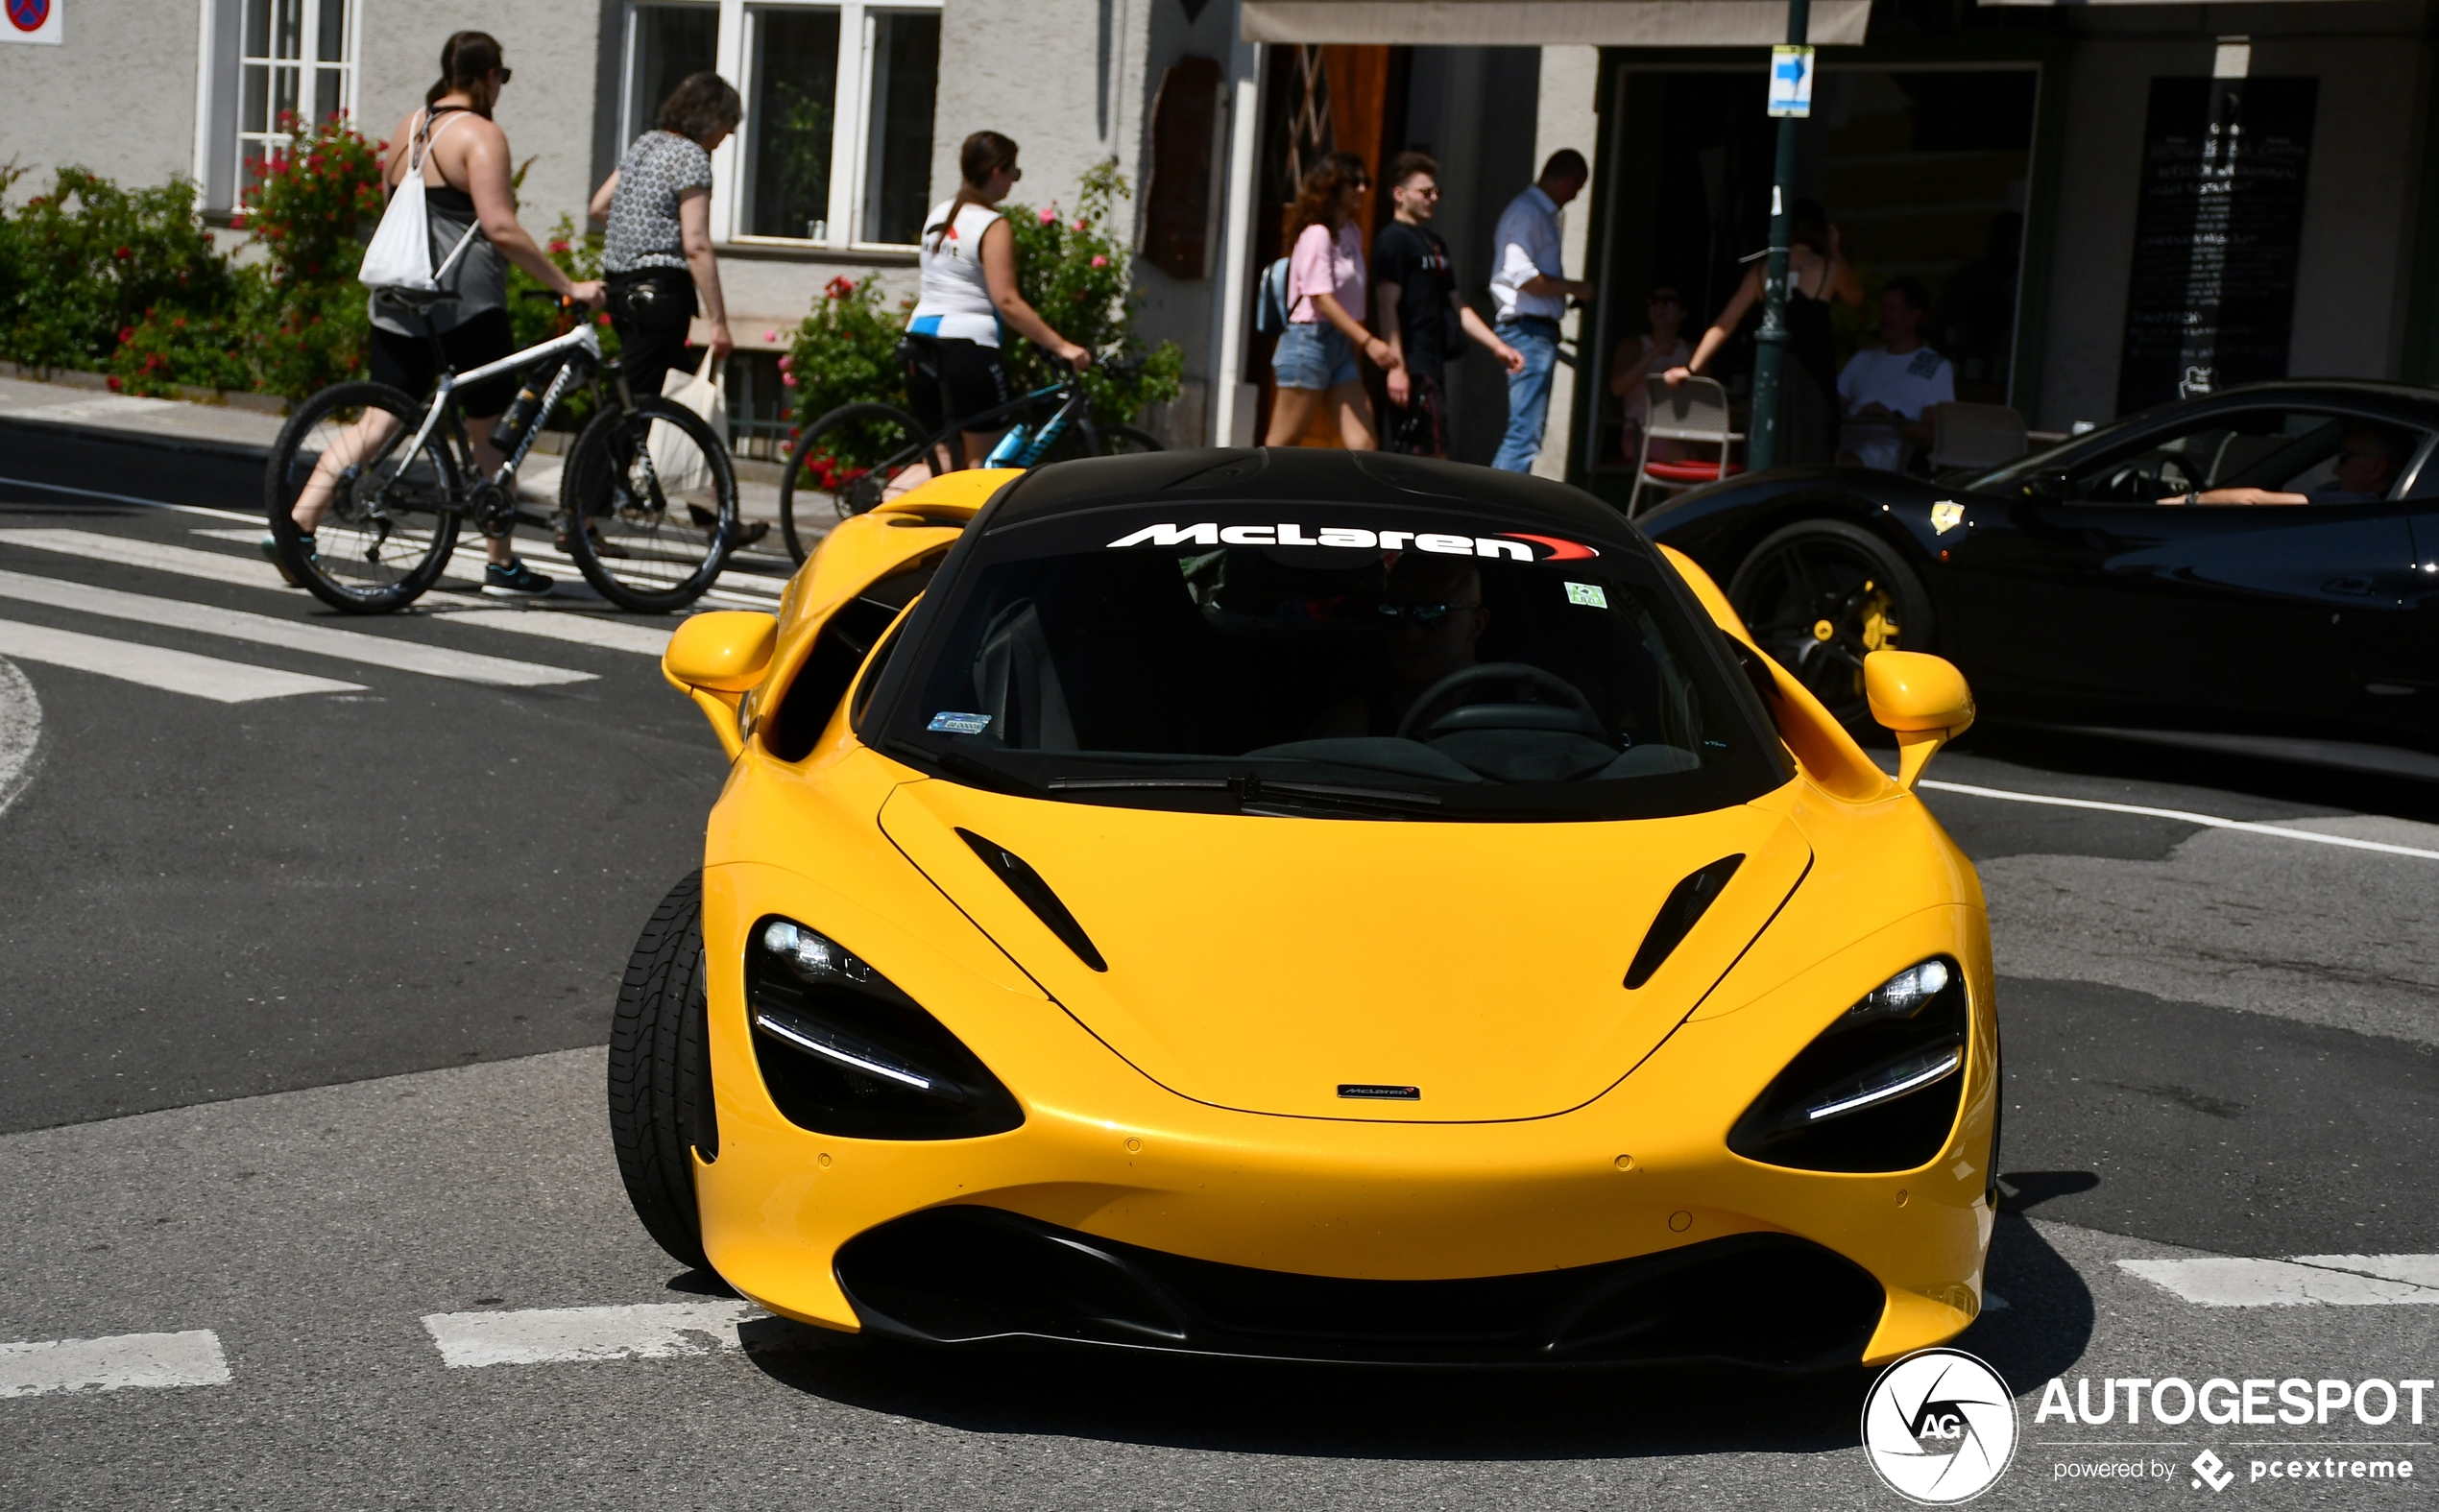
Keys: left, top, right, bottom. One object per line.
{"left": 1488, "top": 150, "right": 1597, "bottom": 473}
{"left": 1836, "top": 277, "right": 1953, "bottom": 472}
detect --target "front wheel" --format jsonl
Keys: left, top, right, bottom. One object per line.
{"left": 265, "top": 381, "right": 461, "bottom": 614}
{"left": 561, "top": 396, "right": 738, "bottom": 613}
{"left": 1727, "top": 518, "right": 1935, "bottom": 732}
{"left": 607, "top": 871, "right": 715, "bottom": 1273}
{"left": 778, "top": 401, "right": 930, "bottom": 563}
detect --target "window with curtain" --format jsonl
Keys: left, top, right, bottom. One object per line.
{"left": 625, "top": 5, "right": 721, "bottom": 148}
{"left": 236, "top": 0, "right": 354, "bottom": 187}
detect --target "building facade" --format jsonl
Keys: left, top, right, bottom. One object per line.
{"left": 4, "top": 0, "right": 2432, "bottom": 485}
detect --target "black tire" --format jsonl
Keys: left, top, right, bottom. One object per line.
{"left": 265, "top": 381, "right": 461, "bottom": 614}
{"left": 778, "top": 401, "right": 929, "bottom": 563}
{"left": 561, "top": 397, "right": 738, "bottom": 613}
{"left": 1727, "top": 518, "right": 1935, "bottom": 732}
{"left": 607, "top": 871, "right": 716, "bottom": 1272}
{"left": 1095, "top": 421, "right": 1165, "bottom": 456}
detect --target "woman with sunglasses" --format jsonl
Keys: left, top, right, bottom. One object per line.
{"left": 1608, "top": 286, "right": 1691, "bottom": 464}
{"left": 906, "top": 131, "right": 1092, "bottom": 471}
{"left": 1267, "top": 152, "right": 1397, "bottom": 450}
{"left": 279, "top": 31, "right": 604, "bottom": 598}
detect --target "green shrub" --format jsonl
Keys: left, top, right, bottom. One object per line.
{"left": 1002, "top": 159, "right": 1183, "bottom": 426}
{"left": 235, "top": 114, "right": 384, "bottom": 284}
{"left": 503, "top": 214, "right": 619, "bottom": 429}
{"left": 0, "top": 167, "right": 229, "bottom": 371}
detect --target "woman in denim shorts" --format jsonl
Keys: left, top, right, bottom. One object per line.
{"left": 1267, "top": 153, "right": 1399, "bottom": 449}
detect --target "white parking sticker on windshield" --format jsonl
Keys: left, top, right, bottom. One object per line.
{"left": 1565, "top": 582, "right": 1608, "bottom": 609}
{"left": 927, "top": 712, "right": 993, "bottom": 735}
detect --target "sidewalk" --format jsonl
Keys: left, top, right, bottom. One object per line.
{"left": 0, "top": 371, "right": 788, "bottom": 524}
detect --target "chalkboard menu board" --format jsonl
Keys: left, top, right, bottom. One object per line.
{"left": 2115, "top": 77, "right": 2318, "bottom": 414}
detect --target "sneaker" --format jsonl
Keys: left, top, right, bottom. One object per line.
{"left": 482, "top": 558, "right": 555, "bottom": 599}
{"left": 260, "top": 532, "right": 313, "bottom": 588}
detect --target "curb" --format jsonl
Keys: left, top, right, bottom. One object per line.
{"left": 0, "top": 411, "right": 275, "bottom": 465}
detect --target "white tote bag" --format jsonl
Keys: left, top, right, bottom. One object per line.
{"left": 646, "top": 348, "right": 728, "bottom": 496}
{"left": 357, "top": 110, "right": 481, "bottom": 292}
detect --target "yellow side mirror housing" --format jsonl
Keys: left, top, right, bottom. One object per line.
{"left": 664, "top": 611, "right": 778, "bottom": 693}
{"left": 1865, "top": 650, "right": 1975, "bottom": 790}
{"left": 663, "top": 612, "right": 778, "bottom": 759}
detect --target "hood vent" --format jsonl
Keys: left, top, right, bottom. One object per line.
{"left": 956, "top": 828, "right": 1109, "bottom": 972}
{"left": 1624, "top": 854, "right": 1746, "bottom": 989}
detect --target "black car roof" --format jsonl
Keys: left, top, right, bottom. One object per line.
{"left": 2122, "top": 379, "right": 2439, "bottom": 426}
{"left": 983, "top": 447, "right": 1639, "bottom": 540}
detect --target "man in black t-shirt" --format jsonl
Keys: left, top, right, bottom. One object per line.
{"left": 1371, "top": 152, "right": 1525, "bottom": 457}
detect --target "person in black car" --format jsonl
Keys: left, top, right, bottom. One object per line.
{"left": 1371, "top": 152, "right": 1524, "bottom": 457}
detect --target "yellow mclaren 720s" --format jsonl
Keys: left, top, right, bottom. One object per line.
{"left": 611, "top": 446, "right": 1996, "bottom": 1373}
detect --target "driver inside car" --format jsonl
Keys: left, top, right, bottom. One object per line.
{"left": 1301, "top": 554, "right": 1489, "bottom": 739}
{"left": 2159, "top": 422, "right": 2407, "bottom": 507}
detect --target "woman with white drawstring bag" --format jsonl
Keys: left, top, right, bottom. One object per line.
{"left": 587, "top": 71, "right": 764, "bottom": 547}
{"left": 270, "top": 30, "right": 603, "bottom": 599}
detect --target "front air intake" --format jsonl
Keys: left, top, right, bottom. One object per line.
{"left": 956, "top": 828, "right": 1108, "bottom": 972}
{"left": 1624, "top": 854, "right": 1745, "bottom": 988}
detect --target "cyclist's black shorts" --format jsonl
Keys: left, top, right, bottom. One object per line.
{"left": 905, "top": 336, "right": 1012, "bottom": 436}
{"left": 370, "top": 308, "right": 519, "bottom": 418}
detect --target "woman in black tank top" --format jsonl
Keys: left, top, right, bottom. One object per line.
{"left": 1661, "top": 199, "right": 1862, "bottom": 467}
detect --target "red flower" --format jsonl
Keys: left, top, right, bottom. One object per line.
{"left": 113, "top": 245, "right": 131, "bottom": 259}
{"left": 106, "top": 375, "right": 123, "bottom": 392}
{"left": 1038, "top": 207, "right": 1057, "bottom": 225}
{"left": 229, "top": 214, "right": 248, "bottom": 229}
{"left": 116, "top": 325, "right": 135, "bottom": 343}
{"left": 596, "top": 312, "right": 611, "bottom": 326}
{"left": 825, "top": 276, "right": 857, "bottom": 299}
{"left": 1074, "top": 218, "right": 1087, "bottom": 232}
{"left": 1091, "top": 254, "right": 1107, "bottom": 268}
{"left": 547, "top": 239, "right": 569, "bottom": 254}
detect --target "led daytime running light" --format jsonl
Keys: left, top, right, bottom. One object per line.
{"left": 753, "top": 1009, "right": 936, "bottom": 1092}
{"left": 1803, "top": 1047, "right": 1963, "bottom": 1123}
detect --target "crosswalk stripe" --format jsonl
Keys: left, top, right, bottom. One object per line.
{"left": 2119, "top": 1254, "right": 2439, "bottom": 1307}
{"left": 0, "top": 618, "right": 362, "bottom": 702}
{"left": 426, "top": 607, "right": 673, "bottom": 658}
{"left": 0, "top": 1330, "right": 231, "bottom": 1396}
{"left": 181, "top": 527, "right": 787, "bottom": 606}
{"left": 0, "top": 528, "right": 286, "bottom": 590}
{"left": 422, "top": 1301, "right": 765, "bottom": 1367}
{"left": 0, "top": 568, "right": 594, "bottom": 687}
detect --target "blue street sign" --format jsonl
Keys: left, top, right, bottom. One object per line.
{"left": 1768, "top": 45, "right": 1814, "bottom": 118}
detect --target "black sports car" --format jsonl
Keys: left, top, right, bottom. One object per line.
{"left": 1638, "top": 380, "right": 2439, "bottom": 771}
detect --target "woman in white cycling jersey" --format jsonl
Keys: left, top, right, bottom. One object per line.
{"left": 906, "top": 131, "right": 1091, "bottom": 468}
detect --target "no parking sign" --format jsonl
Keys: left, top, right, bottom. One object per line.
{"left": 3, "top": 0, "right": 61, "bottom": 44}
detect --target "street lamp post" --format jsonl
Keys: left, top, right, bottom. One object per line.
{"left": 1748, "top": 0, "right": 1812, "bottom": 473}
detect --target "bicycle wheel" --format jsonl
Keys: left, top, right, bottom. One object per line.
{"left": 561, "top": 396, "right": 738, "bottom": 613}
{"left": 265, "top": 381, "right": 461, "bottom": 614}
{"left": 778, "top": 401, "right": 930, "bottom": 563}
{"left": 1097, "top": 422, "right": 1165, "bottom": 456}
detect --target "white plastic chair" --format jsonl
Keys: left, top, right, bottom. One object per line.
{"left": 1928, "top": 402, "right": 2028, "bottom": 470}
{"left": 1630, "top": 374, "right": 1744, "bottom": 517}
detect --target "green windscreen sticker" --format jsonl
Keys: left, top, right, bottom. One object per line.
{"left": 1564, "top": 582, "right": 1608, "bottom": 609}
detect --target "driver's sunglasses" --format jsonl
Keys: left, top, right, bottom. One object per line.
{"left": 1377, "top": 601, "right": 1482, "bottom": 628}
{"left": 494, "top": 66, "right": 513, "bottom": 84}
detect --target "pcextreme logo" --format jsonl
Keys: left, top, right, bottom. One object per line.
{"left": 1103, "top": 522, "right": 1599, "bottom": 562}
{"left": 1861, "top": 1348, "right": 2020, "bottom": 1503}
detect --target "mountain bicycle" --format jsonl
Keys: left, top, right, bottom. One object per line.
{"left": 776, "top": 343, "right": 1162, "bottom": 563}
{"left": 264, "top": 290, "right": 744, "bottom": 614}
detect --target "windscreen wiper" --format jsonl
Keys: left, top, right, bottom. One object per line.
{"left": 1049, "top": 774, "right": 1441, "bottom": 811}
{"left": 881, "top": 738, "right": 1046, "bottom": 797}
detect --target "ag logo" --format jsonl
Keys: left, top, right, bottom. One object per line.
{"left": 1860, "top": 1348, "right": 2018, "bottom": 1503}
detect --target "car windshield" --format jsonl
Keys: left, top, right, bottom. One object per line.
{"left": 867, "top": 500, "right": 1789, "bottom": 820}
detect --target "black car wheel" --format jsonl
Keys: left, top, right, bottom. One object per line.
{"left": 608, "top": 871, "right": 717, "bottom": 1271}
{"left": 1728, "top": 519, "right": 1934, "bottom": 732}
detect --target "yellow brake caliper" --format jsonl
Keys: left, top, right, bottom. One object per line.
{"left": 1852, "top": 580, "right": 1899, "bottom": 694}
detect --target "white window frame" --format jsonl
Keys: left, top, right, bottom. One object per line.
{"left": 687, "top": 0, "right": 940, "bottom": 252}
{"left": 231, "top": 0, "right": 361, "bottom": 192}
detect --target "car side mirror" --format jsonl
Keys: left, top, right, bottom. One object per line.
{"left": 2025, "top": 469, "right": 2071, "bottom": 502}
{"left": 664, "top": 612, "right": 779, "bottom": 758}
{"left": 1864, "top": 650, "right": 1975, "bottom": 790}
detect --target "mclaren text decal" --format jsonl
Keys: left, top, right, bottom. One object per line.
{"left": 1104, "top": 523, "right": 1599, "bottom": 562}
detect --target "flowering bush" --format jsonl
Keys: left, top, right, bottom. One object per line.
{"left": 785, "top": 274, "right": 910, "bottom": 428}
{"left": 0, "top": 166, "right": 229, "bottom": 370}
{"left": 1000, "top": 159, "right": 1183, "bottom": 426}
{"left": 237, "top": 114, "right": 385, "bottom": 285}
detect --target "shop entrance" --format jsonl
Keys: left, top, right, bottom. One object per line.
{"left": 1589, "top": 64, "right": 2037, "bottom": 482}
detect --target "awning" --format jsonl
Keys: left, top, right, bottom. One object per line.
{"left": 1240, "top": 0, "right": 1872, "bottom": 46}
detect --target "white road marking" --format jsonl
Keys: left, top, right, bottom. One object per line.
{"left": 0, "top": 473, "right": 260, "bottom": 522}
{"left": 0, "top": 1329, "right": 231, "bottom": 1397}
{"left": 1920, "top": 780, "right": 2439, "bottom": 862}
{"left": 0, "top": 655, "right": 38, "bottom": 821}
{"left": 422, "top": 1301, "right": 766, "bottom": 1367}
{"left": 0, "top": 528, "right": 287, "bottom": 590}
{"left": 184, "top": 527, "right": 785, "bottom": 607}
{"left": 0, "top": 568, "right": 593, "bottom": 687}
{"left": 2119, "top": 1254, "right": 2439, "bottom": 1306}
{"left": 426, "top": 607, "right": 674, "bottom": 658}
{"left": 0, "top": 619, "right": 362, "bottom": 702}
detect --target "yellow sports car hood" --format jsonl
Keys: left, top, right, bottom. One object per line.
{"left": 878, "top": 779, "right": 1812, "bottom": 1122}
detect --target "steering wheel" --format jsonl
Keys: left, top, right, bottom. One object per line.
{"left": 1395, "top": 662, "right": 1599, "bottom": 741}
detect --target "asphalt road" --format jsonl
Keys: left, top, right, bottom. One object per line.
{"left": 2, "top": 424, "right": 2433, "bottom": 1508}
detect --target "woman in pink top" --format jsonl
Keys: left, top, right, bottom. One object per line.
{"left": 1267, "top": 153, "right": 1399, "bottom": 449}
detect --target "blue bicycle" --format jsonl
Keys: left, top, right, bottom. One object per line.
{"left": 776, "top": 342, "right": 1159, "bottom": 563}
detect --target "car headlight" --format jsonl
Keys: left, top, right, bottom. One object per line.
{"left": 745, "top": 916, "right": 1024, "bottom": 1140}
{"left": 1727, "top": 957, "right": 1969, "bottom": 1173}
